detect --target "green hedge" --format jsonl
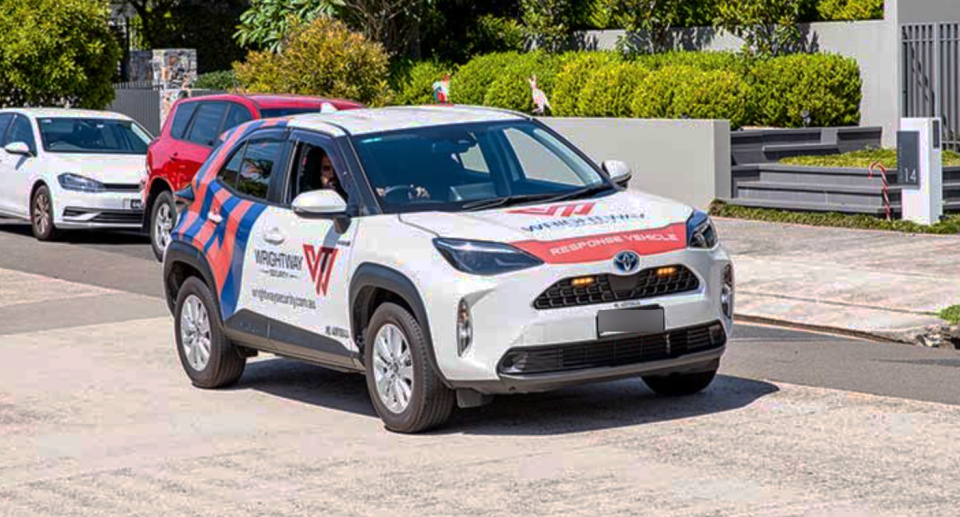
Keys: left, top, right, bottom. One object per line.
{"left": 751, "top": 53, "right": 862, "bottom": 127}
{"left": 817, "top": 0, "right": 884, "bottom": 21}
{"left": 399, "top": 50, "right": 860, "bottom": 128}
{"left": 193, "top": 70, "right": 236, "bottom": 91}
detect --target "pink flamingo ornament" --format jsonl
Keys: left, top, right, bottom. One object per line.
{"left": 529, "top": 75, "right": 551, "bottom": 115}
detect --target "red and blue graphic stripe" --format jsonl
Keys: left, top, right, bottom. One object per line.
{"left": 170, "top": 118, "right": 289, "bottom": 319}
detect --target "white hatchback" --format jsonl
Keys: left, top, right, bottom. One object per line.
{"left": 0, "top": 108, "right": 152, "bottom": 240}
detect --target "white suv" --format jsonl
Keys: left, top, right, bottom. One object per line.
{"left": 162, "top": 106, "right": 734, "bottom": 433}
{"left": 0, "top": 108, "right": 151, "bottom": 240}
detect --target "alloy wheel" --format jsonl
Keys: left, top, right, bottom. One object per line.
{"left": 180, "top": 294, "right": 212, "bottom": 371}
{"left": 154, "top": 202, "right": 174, "bottom": 252}
{"left": 33, "top": 192, "right": 50, "bottom": 235}
{"left": 373, "top": 323, "right": 414, "bottom": 414}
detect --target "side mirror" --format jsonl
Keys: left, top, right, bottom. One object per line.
{"left": 293, "top": 190, "right": 348, "bottom": 216}
{"left": 293, "top": 190, "right": 350, "bottom": 232}
{"left": 602, "top": 160, "right": 632, "bottom": 187}
{"left": 4, "top": 142, "right": 32, "bottom": 157}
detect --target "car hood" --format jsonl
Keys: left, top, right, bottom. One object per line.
{"left": 44, "top": 154, "right": 147, "bottom": 184}
{"left": 400, "top": 190, "right": 695, "bottom": 264}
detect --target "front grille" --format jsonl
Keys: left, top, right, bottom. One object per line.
{"left": 534, "top": 265, "right": 700, "bottom": 310}
{"left": 499, "top": 322, "right": 725, "bottom": 375}
{"left": 90, "top": 210, "right": 144, "bottom": 224}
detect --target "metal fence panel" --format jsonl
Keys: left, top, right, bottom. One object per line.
{"left": 902, "top": 23, "right": 960, "bottom": 152}
{"left": 108, "top": 89, "right": 161, "bottom": 137}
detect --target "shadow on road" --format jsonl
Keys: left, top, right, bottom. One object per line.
{"left": 237, "top": 358, "right": 778, "bottom": 435}
{"left": 0, "top": 220, "right": 148, "bottom": 245}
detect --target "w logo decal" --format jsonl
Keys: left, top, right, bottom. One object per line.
{"left": 303, "top": 245, "right": 339, "bottom": 296}
{"left": 507, "top": 202, "right": 595, "bottom": 218}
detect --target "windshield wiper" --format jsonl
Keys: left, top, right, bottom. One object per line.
{"left": 539, "top": 183, "right": 614, "bottom": 205}
{"left": 462, "top": 193, "right": 556, "bottom": 211}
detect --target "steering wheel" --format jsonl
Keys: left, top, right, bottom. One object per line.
{"left": 382, "top": 185, "right": 422, "bottom": 203}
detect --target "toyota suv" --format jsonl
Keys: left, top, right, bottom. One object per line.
{"left": 162, "top": 106, "right": 735, "bottom": 433}
{"left": 144, "top": 94, "right": 364, "bottom": 260}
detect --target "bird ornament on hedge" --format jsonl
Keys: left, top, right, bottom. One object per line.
{"left": 529, "top": 75, "right": 551, "bottom": 115}
{"left": 433, "top": 74, "right": 451, "bottom": 104}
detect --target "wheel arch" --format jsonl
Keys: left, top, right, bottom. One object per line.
{"left": 163, "top": 240, "right": 218, "bottom": 316}
{"left": 349, "top": 262, "right": 449, "bottom": 386}
{"left": 144, "top": 177, "right": 174, "bottom": 233}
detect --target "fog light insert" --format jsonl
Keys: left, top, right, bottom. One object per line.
{"left": 571, "top": 276, "right": 595, "bottom": 287}
{"left": 457, "top": 299, "right": 473, "bottom": 356}
{"left": 721, "top": 264, "right": 735, "bottom": 319}
{"left": 656, "top": 266, "right": 678, "bottom": 277}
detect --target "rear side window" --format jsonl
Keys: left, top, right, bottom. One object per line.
{"left": 217, "top": 143, "right": 246, "bottom": 189}
{"left": 186, "top": 102, "right": 227, "bottom": 147}
{"left": 170, "top": 102, "right": 198, "bottom": 140}
{"left": 7, "top": 115, "right": 36, "bottom": 154}
{"left": 236, "top": 139, "right": 283, "bottom": 200}
{"left": 223, "top": 104, "right": 253, "bottom": 132}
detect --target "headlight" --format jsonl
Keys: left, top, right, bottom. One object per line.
{"left": 58, "top": 173, "right": 105, "bottom": 193}
{"left": 687, "top": 210, "right": 718, "bottom": 249}
{"left": 433, "top": 238, "right": 543, "bottom": 275}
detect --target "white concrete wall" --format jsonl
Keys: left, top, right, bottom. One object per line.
{"left": 543, "top": 118, "right": 731, "bottom": 210}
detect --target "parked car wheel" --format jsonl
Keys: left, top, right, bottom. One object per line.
{"left": 150, "top": 191, "right": 177, "bottom": 262}
{"left": 364, "top": 303, "right": 455, "bottom": 433}
{"left": 174, "top": 277, "right": 246, "bottom": 389}
{"left": 642, "top": 368, "right": 718, "bottom": 397}
{"left": 30, "top": 185, "right": 60, "bottom": 241}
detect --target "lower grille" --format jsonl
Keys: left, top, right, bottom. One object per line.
{"left": 91, "top": 210, "right": 144, "bottom": 224}
{"left": 102, "top": 184, "right": 142, "bottom": 192}
{"left": 499, "top": 322, "right": 725, "bottom": 375}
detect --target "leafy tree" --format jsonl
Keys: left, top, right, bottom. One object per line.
{"left": 817, "top": 0, "right": 883, "bottom": 21}
{"left": 234, "top": 17, "right": 392, "bottom": 105}
{"left": 520, "top": 0, "right": 579, "bottom": 52}
{"left": 0, "top": 0, "right": 120, "bottom": 109}
{"left": 419, "top": 0, "right": 523, "bottom": 63}
{"left": 337, "top": 0, "right": 436, "bottom": 58}
{"left": 235, "top": 0, "right": 343, "bottom": 52}
{"left": 714, "top": 0, "right": 810, "bottom": 57}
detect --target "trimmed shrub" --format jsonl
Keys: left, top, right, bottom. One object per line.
{"left": 576, "top": 62, "right": 648, "bottom": 118}
{"left": 234, "top": 17, "right": 391, "bottom": 106}
{"left": 393, "top": 61, "right": 455, "bottom": 105}
{"left": 450, "top": 52, "right": 525, "bottom": 105}
{"left": 482, "top": 52, "right": 566, "bottom": 113}
{"left": 630, "top": 65, "right": 694, "bottom": 118}
{"left": 636, "top": 51, "right": 753, "bottom": 75}
{"left": 552, "top": 51, "right": 620, "bottom": 116}
{"left": 669, "top": 69, "right": 752, "bottom": 128}
{"left": 0, "top": 0, "right": 120, "bottom": 109}
{"left": 751, "top": 53, "right": 861, "bottom": 127}
{"left": 193, "top": 70, "right": 237, "bottom": 91}
{"left": 818, "top": 0, "right": 883, "bottom": 21}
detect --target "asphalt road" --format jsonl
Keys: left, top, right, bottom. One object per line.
{"left": 3, "top": 217, "right": 960, "bottom": 515}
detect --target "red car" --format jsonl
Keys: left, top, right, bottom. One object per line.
{"left": 144, "top": 94, "right": 364, "bottom": 260}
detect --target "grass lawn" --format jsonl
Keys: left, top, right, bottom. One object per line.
{"left": 780, "top": 148, "right": 960, "bottom": 169}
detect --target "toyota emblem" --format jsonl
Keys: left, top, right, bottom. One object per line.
{"left": 613, "top": 251, "right": 640, "bottom": 274}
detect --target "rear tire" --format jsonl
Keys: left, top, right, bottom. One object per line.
{"left": 150, "top": 191, "right": 176, "bottom": 262}
{"left": 642, "top": 368, "right": 717, "bottom": 397}
{"left": 30, "top": 185, "right": 60, "bottom": 241}
{"left": 364, "top": 302, "right": 454, "bottom": 433}
{"left": 174, "top": 277, "right": 245, "bottom": 389}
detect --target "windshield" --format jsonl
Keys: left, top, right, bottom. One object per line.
{"left": 38, "top": 118, "right": 151, "bottom": 155}
{"left": 351, "top": 121, "right": 612, "bottom": 214}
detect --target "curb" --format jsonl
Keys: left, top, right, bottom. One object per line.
{"left": 733, "top": 313, "right": 924, "bottom": 344}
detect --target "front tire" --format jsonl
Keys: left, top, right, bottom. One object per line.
{"left": 150, "top": 191, "right": 176, "bottom": 262}
{"left": 642, "top": 368, "right": 718, "bottom": 397}
{"left": 30, "top": 185, "right": 60, "bottom": 241}
{"left": 364, "top": 303, "right": 454, "bottom": 433}
{"left": 174, "top": 277, "right": 245, "bottom": 389}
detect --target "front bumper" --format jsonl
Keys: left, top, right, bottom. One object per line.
{"left": 54, "top": 188, "right": 145, "bottom": 229}
{"left": 422, "top": 244, "right": 733, "bottom": 390}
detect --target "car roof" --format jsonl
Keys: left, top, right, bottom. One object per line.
{"left": 0, "top": 107, "right": 133, "bottom": 120}
{"left": 288, "top": 105, "right": 527, "bottom": 136}
{"left": 183, "top": 93, "right": 363, "bottom": 110}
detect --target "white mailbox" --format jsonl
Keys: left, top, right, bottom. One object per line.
{"left": 899, "top": 118, "right": 943, "bottom": 225}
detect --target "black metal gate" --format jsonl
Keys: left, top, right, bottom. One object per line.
{"left": 902, "top": 23, "right": 960, "bottom": 152}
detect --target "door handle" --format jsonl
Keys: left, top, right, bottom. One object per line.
{"left": 208, "top": 210, "right": 223, "bottom": 224}
{"left": 264, "top": 228, "right": 285, "bottom": 245}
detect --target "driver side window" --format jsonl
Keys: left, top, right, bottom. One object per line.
{"left": 7, "top": 115, "right": 36, "bottom": 154}
{"left": 288, "top": 142, "right": 348, "bottom": 203}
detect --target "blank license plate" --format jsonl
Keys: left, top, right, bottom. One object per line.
{"left": 597, "top": 308, "right": 664, "bottom": 337}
